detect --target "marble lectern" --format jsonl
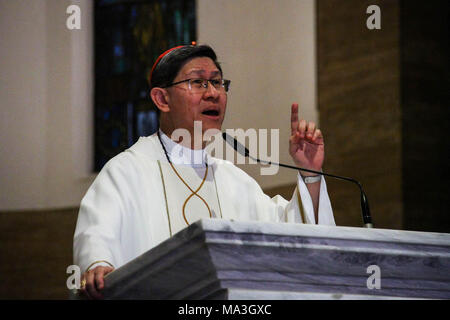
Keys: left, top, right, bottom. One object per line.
{"left": 99, "top": 219, "right": 450, "bottom": 300}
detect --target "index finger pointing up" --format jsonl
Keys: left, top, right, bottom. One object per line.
{"left": 291, "top": 103, "right": 299, "bottom": 135}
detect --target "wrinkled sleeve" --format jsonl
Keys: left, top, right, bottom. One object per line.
{"left": 285, "top": 172, "right": 335, "bottom": 225}
{"left": 234, "top": 165, "right": 335, "bottom": 226}
{"left": 73, "top": 158, "right": 130, "bottom": 273}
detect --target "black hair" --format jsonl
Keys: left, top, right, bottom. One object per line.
{"left": 150, "top": 44, "right": 223, "bottom": 90}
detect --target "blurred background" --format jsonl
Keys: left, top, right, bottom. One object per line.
{"left": 0, "top": 0, "right": 448, "bottom": 299}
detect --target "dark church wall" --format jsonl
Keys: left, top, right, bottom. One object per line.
{"left": 317, "top": 0, "right": 449, "bottom": 232}
{"left": 0, "top": 209, "right": 78, "bottom": 299}
{"left": 317, "top": 0, "right": 402, "bottom": 229}
{"left": 400, "top": 0, "right": 450, "bottom": 232}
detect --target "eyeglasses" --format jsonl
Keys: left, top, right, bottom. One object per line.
{"left": 163, "top": 78, "right": 231, "bottom": 93}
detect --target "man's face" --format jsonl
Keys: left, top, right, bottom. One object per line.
{"left": 165, "top": 57, "right": 227, "bottom": 136}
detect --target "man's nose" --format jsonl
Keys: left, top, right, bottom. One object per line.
{"left": 203, "top": 81, "right": 220, "bottom": 98}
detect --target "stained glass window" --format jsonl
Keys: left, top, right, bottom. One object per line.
{"left": 94, "top": 0, "right": 196, "bottom": 171}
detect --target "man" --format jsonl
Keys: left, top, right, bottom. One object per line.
{"left": 74, "top": 45, "right": 335, "bottom": 299}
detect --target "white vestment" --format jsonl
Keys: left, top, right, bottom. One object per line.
{"left": 73, "top": 131, "right": 335, "bottom": 272}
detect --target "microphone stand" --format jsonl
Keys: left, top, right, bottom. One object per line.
{"left": 222, "top": 132, "right": 373, "bottom": 228}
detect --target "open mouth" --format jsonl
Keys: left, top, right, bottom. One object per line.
{"left": 202, "top": 109, "right": 220, "bottom": 116}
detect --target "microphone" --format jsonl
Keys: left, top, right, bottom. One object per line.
{"left": 222, "top": 132, "right": 373, "bottom": 228}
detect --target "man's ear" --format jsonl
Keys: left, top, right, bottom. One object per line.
{"left": 150, "top": 88, "right": 170, "bottom": 113}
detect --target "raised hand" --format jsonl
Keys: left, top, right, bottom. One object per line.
{"left": 289, "top": 103, "right": 325, "bottom": 176}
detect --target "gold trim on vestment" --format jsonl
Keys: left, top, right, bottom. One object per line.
{"left": 211, "top": 164, "right": 224, "bottom": 219}
{"left": 168, "top": 161, "right": 212, "bottom": 225}
{"left": 158, "top": 160, "right": 173, "bottom": 237}
{"left": 158, "top": 160, "right": 222, "bottom": 236}
{"left": 85, "top": 260, "right": 114, "bottom": 273}
{"left": 296, "top": 187, "right": 306, "bottom": 223}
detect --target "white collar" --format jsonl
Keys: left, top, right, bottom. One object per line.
{"left": 158, "top": 129, "right": 207, "bottom": 167}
